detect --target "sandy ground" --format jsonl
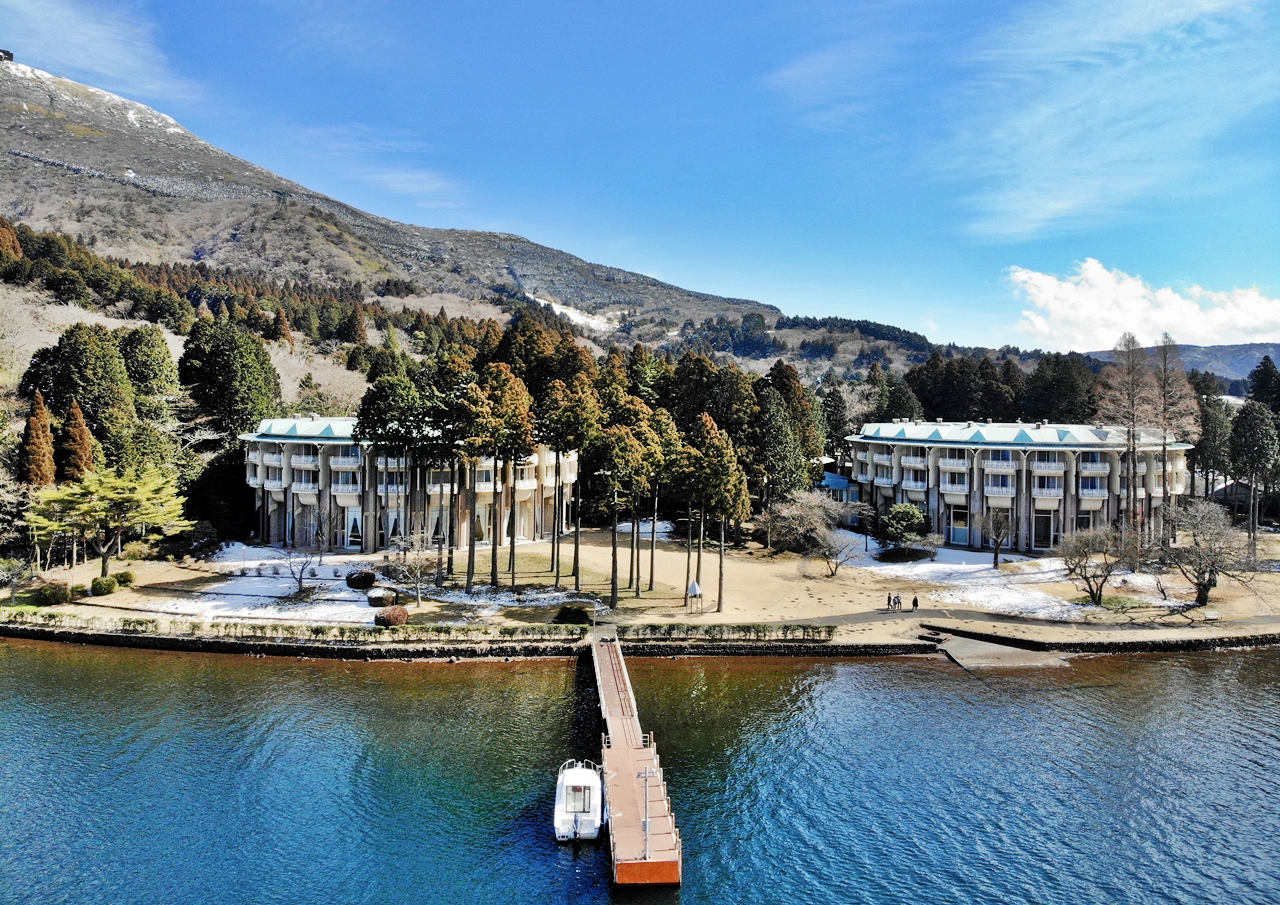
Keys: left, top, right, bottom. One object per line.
{"left": 11, "top": 530, "right": 1280, "bottom": 650}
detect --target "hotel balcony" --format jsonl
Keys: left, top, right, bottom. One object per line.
{"left": 940, "top": 483, "right": 969, "bottom": 494}
{"left": 938, "top": 458, "right": 969, "bottom": 472}
{"left": 329, "top": 455, "right": 362, "bottom": 470}
{"left": 377, "top": 457, "right": 407, "bottom": 469}
{"left": 1121, "top": 463, "right": 1149, "bottom": 476}
{"left": 874, "top": 476, "right": 895, "bottom": 487}
{"left": 856, "top": 472, "right": 871, "bottom": 483}
{"left": 900, "top": 455, "right": 927, "bottom": 468}
{"left": 1031, "top": 461, "right": 1065, "bottom": 474}
{"left": 1078, "top": 487, "right": 1110, "bottom": 499}
{"left": 264, "top": 479, "right": 285, "bottom": 492}
{"left": 515, "top": 479, "right": 539, "bottom": 491}
{"left": 1078, "top": 462, "right": 1110, "bottom": 475}
{"left": 247, "top": 475, "right": 262, "bottom": 488}
{"left": 984, "top": 485, "right": 1015, "bottom": 497}
{"left": 262, "top": 453, "right": 283, "bottom": 467}
{"left": 855, "top": 451, "right": 869, "bottom": 462}
{"left": 900, "top": 479, "right": 928, "bottom": 491}
{"left": 246, "top": 449, "right": 260, "bottom": 463}
{"left": 872, "top": 453, "right": 894, "bottom": 466}
{"left": 290, "top": 454, "right": 319, "bottom": 469}
{"left": 1032, "top": 486, "right": 1064, "bottom": 498}
{"left": 332, "top": 482, "right": 362, "bottom": 495}
{"left": 292, "top": 479, "right": 319, "bottom": 493}
{"left": 983, "top": 459, "right": 1017, "bottom": 473}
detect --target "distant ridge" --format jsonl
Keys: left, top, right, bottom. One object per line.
{"left": 1087, "top": 342, "right": 1279, "bottom": 380}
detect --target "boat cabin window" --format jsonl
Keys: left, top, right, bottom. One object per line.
{"left": 567, "top": 784, "right": 592, "bottom": 813}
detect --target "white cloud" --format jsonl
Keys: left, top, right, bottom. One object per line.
{"left": 952, "top": 0, "right": 1280, "bottom": 240}
{"left": 0, "top": 0, "right": 198, "bottom": 101}
{"left": 362, "top": 169, "right": 460, "bottom": 208}
{"left": 1011, "top": 259, "right": 1280, "bottom": 351}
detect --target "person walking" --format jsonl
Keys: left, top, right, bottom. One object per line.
{"left": 911, "top": 595, "right": 919, "bottom": 611}
{"left": 893, "top": 593, "right": 902, "bottom": 611}
{"left": 887, "top": 592, "right": 892, "bottom": 610}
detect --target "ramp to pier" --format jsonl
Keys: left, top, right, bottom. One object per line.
{"left": 591, "top": 634, "right": 682, "bottom": 885}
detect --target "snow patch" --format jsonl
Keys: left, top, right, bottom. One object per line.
{"left": 536, "top": 298, "right": 617, "bottom": 334}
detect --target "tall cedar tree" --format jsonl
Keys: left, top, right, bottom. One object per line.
{"left": 1096, "top": 333, "right": 1158, "bottom": 530}
{"left": 60, "top": 399, "right": 95, "bottom": 481}
{"left": 19, "top": 391, "right": 56, "bottom": 487}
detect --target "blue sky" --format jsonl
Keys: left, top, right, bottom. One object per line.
{"left": 4, "top": 0, "right": 1279, "bottom": 350}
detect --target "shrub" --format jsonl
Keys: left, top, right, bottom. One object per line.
{"left": 375, "top": 605, "right": 409, "bottom": 627}
{"left": 91, "top": 576, "right": 118, "bottom": 596}
{"left": 31, "top": 582, "right": 72, "bottom": 606}
{"left": 345, "top": 569, "right": 376, "bottom": 590}
{"left": 114, "top": 571, "right": 136, "bottom": 588}
{"left": 72, "top": 584, "right": 89, "bottom": 598}
{"left": 122, "top": 541, "right": 156, "bottom": 560}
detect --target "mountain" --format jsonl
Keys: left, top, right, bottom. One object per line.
{"left": 0, "top": 61, "right": 778, "bottom": 344}
{"left": 1086, "top": 343, "right": 1277, "bottom": 380}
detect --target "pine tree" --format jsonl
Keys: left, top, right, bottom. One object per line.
{"left": 18, "top": 391, "right": 55, "bottom": 487}
{"left": 338, "top": 302, "right": 368, "bottom": 344}
{"left": 60, "top": 399, "right": 95, "bottom": 481}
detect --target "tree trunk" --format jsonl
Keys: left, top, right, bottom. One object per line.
{"left": 100, "top": 533, "right": 112, "bottom": 578}
{"left": 447, "top": 461, "right": 457, "bottom": 576}
{"left": 626, "top": 505, "right": 635, "bottom": 590}
{"left": 508, "top": 458, "right": 517, "bottom": 579}
{"left": 697, "top": 509, "right": 705, "bottom": 587}
{"left": 491, "top": 451, "right": 501, "bottom": 587}
{"left": 634, "top": 509, "right": 641, "bottom": 599}
{"left": 466, "top": 461, "right": 478, "bottom": 593}
{"left": 717, "top": 515, "right": 726, "bottom": 613}
{"left": 610, "top": 488, "right": 619, "bottom": 608}
{"left": 648, "top": 489, "right": 658, "bottom": 592}
{"left": 553, "top": 451, "right": 562, "bottom": 586}
{"left": 573, "top": 477, "right": 581, "bottom": 592}
{"left": 684, "top": 503, "right": 692, "bottom": 609}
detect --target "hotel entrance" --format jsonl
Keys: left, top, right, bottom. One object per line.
{"left": 948, "top": 505, "right": 969, "bottom": 546}
{"left": 1033, "top": 511, "right": 1058, "bottom": 550}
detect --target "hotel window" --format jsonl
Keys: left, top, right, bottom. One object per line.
{"left": 267, "top": 467, "right": 282, "bottom": 483}
{"left": 942, "top": 474, "right": 967, "bottom": 491}
{"left": 1035, "top": 451, "right": 1059, "bottom": 464}
{"left": 1035, "top": 475, "right": 1060, "bottom": 491}
{"left": 988, "top": 450, "right": 1012, "bottom": 463}
{"left": 1080, "top": 476, "right": 1102, "bottom": 492}
{"left": 334, "top": 472, "right": 359, "bottom": 489}
{"left": 985, "top": 474, "right": 1011, "bottom": 489}
{"left": 876, "top": 466, "right": 892, "bottom": 480}
{"left": 906, "top": 468, "right": 926, "bottom": 483}
{"left": 478, "top": 468, "right": 494, "bottom": 483}
{"left": 1080, "top": 451, "right": 1102, "bottom": 464}
{"left": 384, "top": 471, "right": 406, "bottom": 489}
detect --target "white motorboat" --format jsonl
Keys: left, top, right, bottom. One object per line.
{"left": 553, "top": 759, "right": 606, "bottom": 841}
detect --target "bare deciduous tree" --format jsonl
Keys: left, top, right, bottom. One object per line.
{"left": 768, "top": 491, "right": 859, "bottom": 577}
{"left": 1097, "top": 333, "right": 1159, "bottom": 532}
{"left": 1169, "top": 500, "right": 1254, "bottom": 606}
{"left": 982, "top": 509, "right": 1013, "bottom": 568}
{"left": 284, "top": 549, "right": 318, "bottom": 595}
{"left": 390, "top": 530, "right": 436, "bottom": 606}
{"left": 1151, "top": 334, "right": 1200, "bottom": 544}
{"left": 1056, "top": 527, "right": 1125, "bottom": 607}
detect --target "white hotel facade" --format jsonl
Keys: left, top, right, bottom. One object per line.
{"left": 241, "top": 417, "right": 578, "bottom": 554}
{"left": 847, "top": 420, "right": 1191, "bottom": 552}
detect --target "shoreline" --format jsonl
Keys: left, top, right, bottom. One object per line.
{"left": 5, "top": 617, "right": 1280, "bottom": 661}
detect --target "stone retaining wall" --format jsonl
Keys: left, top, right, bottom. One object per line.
{"left": 921, "top": 623, "right": 1280, "bottom": 654}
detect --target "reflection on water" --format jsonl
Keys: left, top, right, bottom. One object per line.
{"left": 1, "top": 642, "right": 1277, "bottom": 904}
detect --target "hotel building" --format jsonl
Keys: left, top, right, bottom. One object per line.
{"left": 847, "top": 420, "right": 1191, "bottom": 552}
{"left": 241, "top": 417, "right": 578, "bottom": 554}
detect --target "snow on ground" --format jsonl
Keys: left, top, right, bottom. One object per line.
{"left": 840, "top": 532, "right": 1176, "bottom": 622}
{"left": 164, "top": 542, "right": 597, "bottom": 625}
{"left": 616, "top": 519, "right": 675, "bottom": 540}
{"left": 537, "top": 298, "right": 617, "bottom": 334}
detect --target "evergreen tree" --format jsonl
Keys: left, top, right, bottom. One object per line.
{"left": 338, "top": 302, "right": 368, "bottom": 344}
{"left": 1247, "top": 355, "right": 1280, "bottom": 414}
{"left": 59, "top": 399, "right": 95, "bottom": 481}
{"left": 19, "top": 323, "right": 137, "bottom": 463}
{"left": 756, "top": 385, "right": 808, "bottom": 501}
{"left": 18, "top": 391, "right": 55, "bottom": 487}
{"left": 1024, "top": 353, "right": 1097, "bottom": 423}
{"left": 178, "top": 320, "right": 282, "bottom": 435}
{"left": 999, "top": 359, "right": 1027, "bottom": 420}
{"left": 1194, "top": 397, "right": 1233, "bottom": 499}
{"left": 817, "top": 372, "right": 850, "bottom": 456}
{"left": 1229, "top": 400, "right": 1277, "bottom": 556}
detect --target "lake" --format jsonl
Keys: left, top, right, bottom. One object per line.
{"left": 1, "top": 640, "right": 1277, "bottom": 904}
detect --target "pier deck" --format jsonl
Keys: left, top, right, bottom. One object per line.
{"left": 591, "top": 633, "right": 682, "bottom": 885}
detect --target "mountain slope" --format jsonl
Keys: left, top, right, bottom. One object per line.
{"left": 1086, "top": 342, "right": 1278, "bottom": 380}
{"left": 0, "top": 61, "right": 777, "bottom": 340}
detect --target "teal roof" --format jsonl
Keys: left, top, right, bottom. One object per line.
{"left": 239, "top": 417, "right": 358, "bottom": 443}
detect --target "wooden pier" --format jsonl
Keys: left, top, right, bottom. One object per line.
{"left": 590, "top": 633, "right": 682, "bottom": 886}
